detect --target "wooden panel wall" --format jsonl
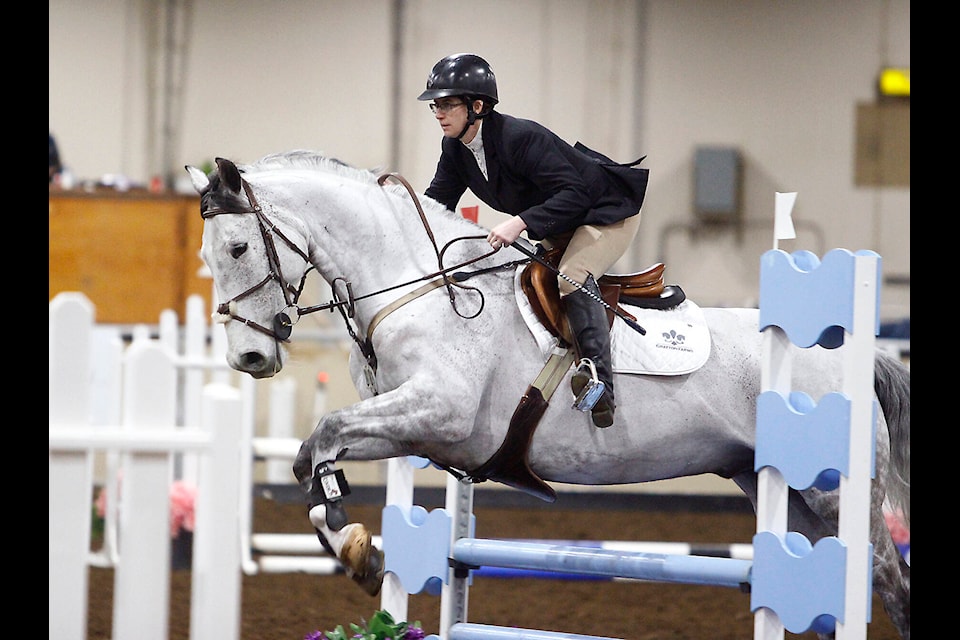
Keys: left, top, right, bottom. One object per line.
{"left": 49, "top": 189, "right": 211, "bottom": 324}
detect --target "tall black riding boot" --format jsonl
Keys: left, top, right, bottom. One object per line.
{"left": 563, "top": 275, "right": 616, "bottom": 428}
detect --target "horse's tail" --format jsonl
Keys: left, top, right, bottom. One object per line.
{"left": 874, "top": 350, "right": 910, "bottom": 529}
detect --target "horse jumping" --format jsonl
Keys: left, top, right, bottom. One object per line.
{"left": 185, "top": 151, "right": 909, "bottom": 639}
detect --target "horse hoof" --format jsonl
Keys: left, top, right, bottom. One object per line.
{"left": 339, "top": 525, "right": 372, "bottom": 572}
{"left": 350, "top": 546, "right": 385, "bottom": 597}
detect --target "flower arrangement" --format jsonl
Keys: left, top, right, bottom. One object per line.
{"left": 307, "top": 610, "right": 425, "bottom": 640}
{"left": 92, "top": 476, "right": 198, "bottom": 539}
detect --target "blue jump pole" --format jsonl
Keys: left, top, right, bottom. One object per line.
{"left": 453, "top": 538, "right": 752, "bottom": 588}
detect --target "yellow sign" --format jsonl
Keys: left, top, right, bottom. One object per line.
{"left": 879, "top": 68, "right": 910, "bottom": 97}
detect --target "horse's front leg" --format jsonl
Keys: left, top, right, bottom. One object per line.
{"left": 292, "top": 458, "right": 385, "bottom": 596}
{"left": 292, "top": 378, "right": 473, "bottom": 596}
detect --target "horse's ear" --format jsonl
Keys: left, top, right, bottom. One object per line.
{"left": 215, "top": 157, "right": 243, "bottom": 194}
{"left": 184, "top": 165, "right": 210, "bottom": 194}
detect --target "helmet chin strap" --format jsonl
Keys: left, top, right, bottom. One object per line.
{"left": 456, "top": 102, "right": 488, "bottom": 140}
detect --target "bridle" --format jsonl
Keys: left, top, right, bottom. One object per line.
{"left": 200, "top": 170, "right": 528, "bottom": 375}
{"left": 201, "top": 178, "right": 312, "bottom": 343}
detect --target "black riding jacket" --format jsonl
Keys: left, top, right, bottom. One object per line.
{"left": 424, "top": 110, "right": 648, "bottom": 241}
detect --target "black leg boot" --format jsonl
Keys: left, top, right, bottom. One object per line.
{"left": 563, "top": 275, "right": 615, "bottom": 428}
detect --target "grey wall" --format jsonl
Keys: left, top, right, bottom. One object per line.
{"left": 49, "top": 0, "right": 910, "bottom": 320}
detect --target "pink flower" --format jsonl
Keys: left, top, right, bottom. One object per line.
{"left": 93, "top": 475, "right": 198, "bottom": 539}
{"left": 169, "top": 481, "right": 198, "bottom": 538}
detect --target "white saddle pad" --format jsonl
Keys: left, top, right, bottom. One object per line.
{"left": 514, "top": 267, "right": 711, "bottom": 376}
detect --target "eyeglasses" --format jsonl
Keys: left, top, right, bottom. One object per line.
{"left": 429, "top": 101, "right": 465, "bottom": 114}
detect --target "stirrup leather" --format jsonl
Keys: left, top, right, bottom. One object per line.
{"left": 572, "top": 358, "right": 606, "bottom": 411}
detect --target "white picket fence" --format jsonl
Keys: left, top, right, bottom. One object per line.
{"left": 49, "top": 292, "right": 243, "bottom": 640}
{"left": 49, "top": 287, "right": 365, "bottom": 639}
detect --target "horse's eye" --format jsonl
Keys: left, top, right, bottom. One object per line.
{"left": 229, "top": 243, "right": 248, "bottom": 259}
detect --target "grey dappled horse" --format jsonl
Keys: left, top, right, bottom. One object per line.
{"left": 186, "top": 151, "right": 909, "bottom": 639}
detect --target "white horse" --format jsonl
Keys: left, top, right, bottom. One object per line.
{"left": 186, "top": 151, "right": 909, "bottom": 639}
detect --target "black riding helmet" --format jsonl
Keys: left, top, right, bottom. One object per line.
{"left": 419, "top": 53, "right": 498, "bottom": 138}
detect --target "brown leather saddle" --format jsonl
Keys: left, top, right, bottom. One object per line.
{"left": 467, "top": 245, "right": 685, "bottom": 502}
{"left": 519, "top": 246, "right": 684, "bottom": 345}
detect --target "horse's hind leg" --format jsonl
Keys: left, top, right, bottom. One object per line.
{"left": 870, "top": 504, "right": 910, "bottom": 639}
{"left": 799, "top": 485, "right": 910, "bottom": 640}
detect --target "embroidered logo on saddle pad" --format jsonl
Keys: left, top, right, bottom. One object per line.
{"left": 514, "top": 268, "right": 711, "bottom": 376}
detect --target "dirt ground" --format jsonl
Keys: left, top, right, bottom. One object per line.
{"left": 86, "top": 496, "right": 902, "bottom": 640}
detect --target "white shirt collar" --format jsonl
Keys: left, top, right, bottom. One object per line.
{"left": 463, "top": 121, "right": 483, "bottom": 152}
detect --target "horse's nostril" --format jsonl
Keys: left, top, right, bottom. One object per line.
{"left": 240, "top": 351, "right": 266, "bottom": 370}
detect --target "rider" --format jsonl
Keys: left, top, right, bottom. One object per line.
{"left": 418, "top": 53, "right": 649, "bottom": 428}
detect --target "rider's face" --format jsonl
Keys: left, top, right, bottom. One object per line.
{"left": 431, "top": 98, "right": 474, "bottom": 139}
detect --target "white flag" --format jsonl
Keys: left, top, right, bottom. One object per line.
{"left": 775, "top": 192, "right": 797, "bottom": 240}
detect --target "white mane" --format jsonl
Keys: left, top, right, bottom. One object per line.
{"left": 243, "top": 149, "right": 468, "bottom": 223}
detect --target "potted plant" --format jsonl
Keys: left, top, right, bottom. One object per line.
{"left": 307, "top": 609, "right": 425, "bottom": 640}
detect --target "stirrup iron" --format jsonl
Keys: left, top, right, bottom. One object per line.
{"left": 572, "top": 358, "right": 606, "bottom": 411}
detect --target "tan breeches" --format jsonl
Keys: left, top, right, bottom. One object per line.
{"left": 544, "top": 211, "right": 643, "bottom": 297}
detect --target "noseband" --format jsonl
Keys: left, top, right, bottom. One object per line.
{"left": 201, "top": 178, "right": 312, "bottom": 343}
